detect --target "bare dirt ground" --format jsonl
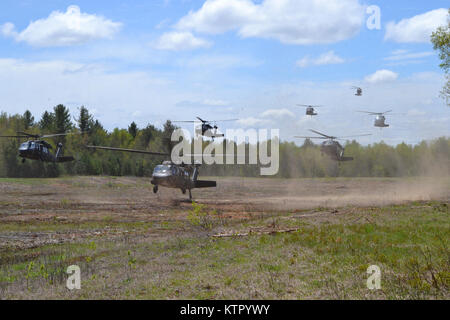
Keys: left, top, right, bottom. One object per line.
{"left": 0, "top": 176, "right": 448, "bottom": 299}
{"left": 0, "top": 176, "right": 448, "bottom": 249}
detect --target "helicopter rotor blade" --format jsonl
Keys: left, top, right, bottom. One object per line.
{"left": 196, "top": 117, "right": 207, "bottom": 123}
{"left": 16, "top": 131, "right": 39, "bottom": 138}
{"left": 213, "top": 119, "right": 239, "bottom": 122}
{"left": 297, "top": 104, "right": 323, "bottom": 108}
{"left": 40, "top": 132, "right": 79, "bottom": 138}
{"left": 309, "top": 129, "right": 334, "bottom": 139}
{"left": 336, "top": 134, "right": 372, "bottom": 139}
{"left": 85, "top": 145, "right": 169, "bottom": 156}
{"left": 294, "top": 136, "right": 328, "bottom": 139}
{"left": 0, "top": 135, "right": 30, "bottom": 138}
{"left": 356, "top": 110, "right": 380, "bottom": 115}
{"left": 173, "top": 120, "right": 197, "bottom": 123}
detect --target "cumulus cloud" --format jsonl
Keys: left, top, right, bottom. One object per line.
{"left": 364, "top": 69, "right": 399, "bottom": 84}
{"left": 176, "top": 0, "right": 365, "bottom": 45}
{"left": 0, "top": 5, "right": 121, "bottom": 47}
{"left": 296, "top": 51, "right": 345, "bottom": 68}
{"left": 385, "top": 8, "right": 448, "bottom": 43}
{"left": 261, "top": 108, "right": 295, "bottom": 118}
{"left": 155, "top": 31, "right": 212, "bottom": 51}
{"left": 176, "top": 99, "right": 229, "bottom": 107}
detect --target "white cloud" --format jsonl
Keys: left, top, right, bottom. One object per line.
{"left": 385, "top": 8, "right": 448, "bottom": 43}
{"left": 176, "top": 99, "right": 229, "bottom": 107}
{"left": 0, "top": 5, "right": 122, "bottom": 47}
{"left": 261, "top": 108, "right": 295, "bottom": 118}
{"left": 364, "top": 69, "right": 398, "bottom": 84}
{"left": 384, "top": 50, "right": 434, "bottom": 61}
{"left": 155, "top": 31, "right": 212, "bottom": 51}
{"left": 296, "top": 51, "right": 345, "bottom": 68}
{"left": 237, "top": 117, "right": 269, "bottom": 127}
{"left": 176, "top": 0, "right": 365, "bottom": 45}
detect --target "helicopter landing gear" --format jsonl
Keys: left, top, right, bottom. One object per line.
{"left": 21, "top": 158, "right": 26, "bottom": 163}
{"left": 153, "top": 185, "right": 158, "bottom": 194}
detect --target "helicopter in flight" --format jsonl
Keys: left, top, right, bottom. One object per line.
{"left": 357, "top": 110, "right": 393, "bottom": 128}
{"left": 0, "top": 131, "right": 76, "bottom": 163}
{"left": 352, "top": 86, "right": 363, "bottom": 96}
{"left": 297, "top": 104, "right": 323, "bottom": 116}
{"left": 294, "top": 129, "right": 371, "bottom": 162}
{"left": 173, "top": 117, "right": 238, "bottom": 139}
{"left": 85, "top": 145, "right": 216, "bottom": 200}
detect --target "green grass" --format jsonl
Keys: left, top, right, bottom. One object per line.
{"left": 0, "top": 201, "right": 448, "bottom": 299}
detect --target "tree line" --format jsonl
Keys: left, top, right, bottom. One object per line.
{"left": 0, "top": 105, "right": 449, "bottom": 178}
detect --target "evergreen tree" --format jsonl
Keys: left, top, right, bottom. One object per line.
{"left": 53, "top": 104, "right": 72, "bottom": 133}
{"left": 76, "top": 106, "right": 93, "bottom": 133}
{"left": 23, "top": 110, "right": 34, "bottom": 130}
{"left": 128, "top": 121, "right": 138, "bottom": 138}
{"left": 39, "top": 111, "right": 55, "bottom": 132}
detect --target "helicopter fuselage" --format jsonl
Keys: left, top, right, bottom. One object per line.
{"left": 18, "top": 140, "right": 74, "bottom": 163}
{"left": 306, "top": 107, "right": 317, "bottom": 116}
{"left": 151, "top": 161, "right": 216, "bottom": 199}
{"left": 195, "top": 123, "right": 224, "bottom": 138}
{"left": 374, "top": 115, "right": 389, "bottom": 128}
{"left": 320, "top": 140, "right": 353, "bottom": 162}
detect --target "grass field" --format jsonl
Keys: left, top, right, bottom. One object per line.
{"left": 0, "top": 176, "right": 448, "bottom": 299}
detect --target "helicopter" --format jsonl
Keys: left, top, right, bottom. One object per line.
{"left": 0, "top": 131, "right": 76, "bottom": 163}
{"left": 357, "top": 110, "right": 393, "bottom": 128}
{"left": 297, "top": 104, "right": 322, "bottom": 116}
{"left": 294, "top": 129, "right": 371, "bottom": 162}
{"left": 352, "top": 86, "right": 363, "bottom": 96}
{"left": 85, "top": 145, "right": 216, "bottom": 200}
{"left": 173, "top": 117, "right": 238, "bottom": 139}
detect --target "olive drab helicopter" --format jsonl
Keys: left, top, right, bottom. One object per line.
{"left": 173, "top": 117, "right": 238, "bottom": 139}
{"left": 352, "top": 86, "right": 363, "bottom": 96}
{"left": 297, "top": 104, "right": 323, "bottom": 116}
{"left": 85, "top": 145, "right": 216, "bottom": 200}
{"left": 0, "top": 131, "right": 76, "bottom": 163}
{"left": 357, "top": 110, "right": 393, "bottom": 128}
{"left": 294, "top": 129, "right": 371, "bottom": 162}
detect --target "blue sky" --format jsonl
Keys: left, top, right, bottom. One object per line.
{"left": 0, "top": 0, "right": 449, "bottom": 145}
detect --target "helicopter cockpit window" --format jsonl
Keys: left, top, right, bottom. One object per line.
{"left": 154, "top": 165, "right": 170, "bottom": 174}
{"left": 19, "top": 142, "right": 29, "bottom": 150}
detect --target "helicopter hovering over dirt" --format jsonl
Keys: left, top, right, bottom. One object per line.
{"left": 357, "top": 110, "right": 393, "bottom": 128}
{"left": 85, "top": 145, "right": 216, "bottom": 200}
{"left": 352, "top": 86, "right": 363, "bottom": 96}
{"left": 295, "top": 129, "right": 371, "bottom": 162}
{"left": 0, "top": 131, "right": 76, "bottom": 163}
{"left": 297, "top": 104, "right": 322, "bottom": 116}
{"left": 173, "top": 117, "right": 238, "bottom": 139}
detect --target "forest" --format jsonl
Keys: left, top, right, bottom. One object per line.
{"left": 0, "top": 105, "right": 449, "bottom": 178}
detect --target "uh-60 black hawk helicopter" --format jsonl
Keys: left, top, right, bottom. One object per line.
{"left": 351, "top": 86, "right": 363, "bottom": 96}
{"left": 173, "top": 117, "right": 238, "bottom": 139}
{"left": 0, "top": 131, "right": 76, "bottom": 163}
{"left": 295, "top": 129, "right": 371, "bottom": 162}
{"left": 357, "top": 110, "right": 394, "bottom": 128}
{"left": 85, "top": 145, "right": 216, "bottom": 200}
{"left": 297, "top": 104, "right": 323, "bottom": 116}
